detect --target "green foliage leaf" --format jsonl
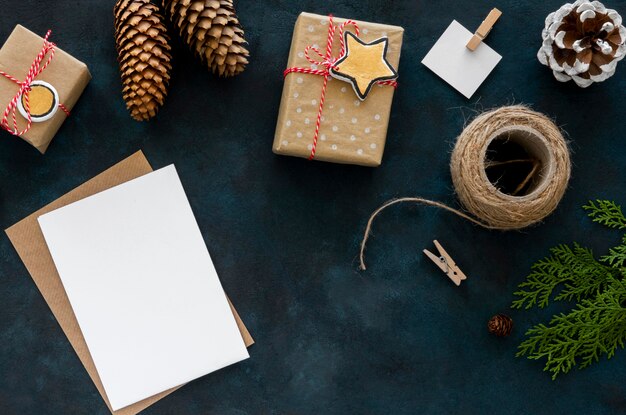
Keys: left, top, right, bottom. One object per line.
{"left": 511, "top": 243, "right": 612, "bottom": 309}
{"left": 516, "top": 278, "right": 626, "bottom": 379}
{"left": 584, "top": 200, "right": 626, "bottom": 229}
{"left": 602, "top": 234, "right": 626, "bottom": 269}
{"left": 512, "top": 200, "right": 626, "bottom": 379}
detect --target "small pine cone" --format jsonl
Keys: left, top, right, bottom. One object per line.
{"left": 114, "top": 0, "right": 173, "bottom": 121}
{"left": 488, "top": 314, "right": 513, "bottom": 337}
{"left": 163, "top": 0, "right": 250, "bottom": 77}
{"left": 538, "top": 0, "right": 626, "bottom": 87}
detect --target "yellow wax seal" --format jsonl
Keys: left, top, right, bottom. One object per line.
{"left": 17, "top": 80, "right": 59, "bottom": 122}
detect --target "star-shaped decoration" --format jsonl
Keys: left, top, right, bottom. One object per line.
{"left": 330, "top": 31, "right": 398, "bottom": 100}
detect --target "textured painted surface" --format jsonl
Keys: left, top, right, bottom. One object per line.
{"left": 1, "top": 1, "right": 626, "bottom": 414}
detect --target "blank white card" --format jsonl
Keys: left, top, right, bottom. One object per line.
{"left": 38, "top": 165, "right": 249, "bottom": 411}
{"left": 422, "top": 20, "right": 502, "bottom": 99}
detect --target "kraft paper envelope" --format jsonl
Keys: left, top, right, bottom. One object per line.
{"left": 5, "top": 150, "right": 254, "bottom": 415}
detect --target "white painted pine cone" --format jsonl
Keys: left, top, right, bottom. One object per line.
{"left": 538, "top": 0, "right": 626, "bottom": 87}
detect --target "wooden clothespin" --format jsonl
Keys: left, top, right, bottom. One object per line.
{"left": 466, "top": 8, "right": 502, "bottom": 51}
{"left": 423, "top": 240, "right": 467, "bottom": 286}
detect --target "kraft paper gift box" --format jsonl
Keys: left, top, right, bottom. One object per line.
{"left": 0, "top": 25, "right": 91, "bottom": 153}
{"left": 273, "top": 12, "right": 403, "bottom": 167}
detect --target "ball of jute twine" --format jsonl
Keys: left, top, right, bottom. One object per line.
{"left": 359, "top": 106, "right": 571, "bottom": 270}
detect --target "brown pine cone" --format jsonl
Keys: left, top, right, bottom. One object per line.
{"left": 538, "top": 0, "right": 626, "bottom": 87}
{"left": 114, "top": 0, "right": 173, "bottom": 121}
{"left": 163, "top": 0, "right": 250, "bottom": 77}
{"left": 488, "top": 314, "right": 513, "bottom": 337}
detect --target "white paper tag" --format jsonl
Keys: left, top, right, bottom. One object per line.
{"left": 422, "top": 20, "right": 502, "bottom": 99}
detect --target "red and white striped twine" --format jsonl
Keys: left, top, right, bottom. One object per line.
{"left": 0, "top": 30, "right": 70, "bottom": 137}
{"left": 283, "top": 15, "right": 398, "bottom": 160}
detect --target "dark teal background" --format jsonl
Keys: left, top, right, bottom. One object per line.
{"left": 2, "top": 0, "right": 626, "bottom": 413}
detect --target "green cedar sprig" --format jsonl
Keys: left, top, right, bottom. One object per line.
{"left": 511, "top": 200, "right": 626, "bottom": 379}
{"left": 584, "top": 200, "right": 626, "bottom": 229}
{"left": 516, "top": 277, "right": 626, "bottom": 379}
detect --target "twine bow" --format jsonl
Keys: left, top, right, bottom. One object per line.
{"left": 283, "top": 15, "right": 397, "bottom": 160}
{"left": 0, "top": 30, "right": 69, "bottom": 137}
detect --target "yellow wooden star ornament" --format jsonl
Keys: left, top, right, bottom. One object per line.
{"left": 330, "top": 31, "right": 398, "bottom": 100}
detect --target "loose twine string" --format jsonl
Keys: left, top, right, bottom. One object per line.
{"left": 283, "top": 15, "right": 397, "bottom": 160}
{"left": 359, "top": 106, "right": 572, "bottom": 270}
{"left": 0, "top": 30, "right": 69, "bottom": 137}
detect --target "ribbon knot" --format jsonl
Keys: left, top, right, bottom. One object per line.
{"left": 303, "top": 47, "right": 336, "bottom": 71}
{"left": 0, "top": 29, "right": 70, "bottom": 137}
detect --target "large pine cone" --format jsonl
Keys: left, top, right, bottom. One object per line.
{"left": 163, "top": 0, "right": 249, "bottom": 77}
{"left": 114, "top": 0, "right": 173, "bottom": 121}
{"left": 538, "top": 0, "right": 626, "bottom": 87}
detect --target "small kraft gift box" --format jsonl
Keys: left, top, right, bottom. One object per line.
{"left": 0, "top": 25, "right": 91, "bottom": 153}
{"left": 274, "top": 13, "right": 404, "bottom": 167}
